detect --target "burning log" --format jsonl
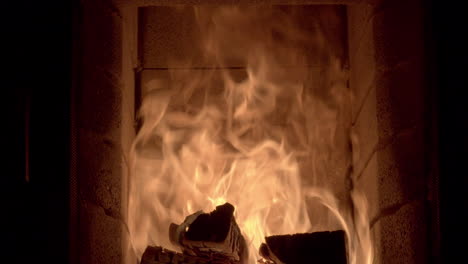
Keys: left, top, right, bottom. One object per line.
{"left": 140, "top": 203, "right": 347, "bottom": 264}
{"left": 141, "top": 246, "right": 211, "bottom": 264}
{"left": 169, "top": 203, "right": 248, "bottom": 264}
{"left": 259, "top": 231, "right": 347, "bottom": 264}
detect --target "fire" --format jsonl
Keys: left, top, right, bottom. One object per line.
{"left": 128, "top": 6, "right": 373, "bottom": 264}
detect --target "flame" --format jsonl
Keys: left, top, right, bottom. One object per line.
{"left": 128, "top": 6, "right": 373, "bottom": 264}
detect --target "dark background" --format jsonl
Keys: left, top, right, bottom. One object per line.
{"left": 3, "top": 0, "right": 71, "bottom": 263}
{"left": 2, "top": 0, "right": 467, "bottom": 263}
{"left": 429, "top": 0, "right": 468, "bottom": 263}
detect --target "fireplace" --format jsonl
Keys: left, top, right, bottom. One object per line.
{"left": 68, "top": 0, "right": 438, "bottom": 263}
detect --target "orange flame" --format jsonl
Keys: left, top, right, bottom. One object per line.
{"left": 128, "top": 6, "right": 373, "bottom": 264}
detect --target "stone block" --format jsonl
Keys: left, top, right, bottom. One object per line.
{"left": 349, "top": 3, "right": 428, "bottom": 262}
{"left": 79, "top": 201, "right": 122, "bottom": 264}
{"left": 78, "top": 131, "right": 121, "bottom": 197}
{"left": 81, "top": 0, "right": 122, "bottom": 74}
{"left": 80, "top": 0, "right": 123, "bottom": 134}
{"left": 76, "top": 0, "right": 125, "bottom": 263}
{"left": 375, "top": 59, "right": 424, "bottom": 142}
{"left": 139, "top": 5, "right": 348, "bottom": 68}
{"left": 375, "top": 125, "right": 426, "bottom": 214}
{"left": 372, "top": 0, "right": 424, "bottom": 69}
{"left": 377, "top": 201, "right": 427, "bottom": 264}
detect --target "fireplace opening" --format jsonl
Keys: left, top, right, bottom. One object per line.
{"left": 130, "top": 4, "right": 365, "bottom": 264}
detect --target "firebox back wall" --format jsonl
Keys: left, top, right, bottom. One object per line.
{"left": 137, "top": 2, "right": 353, "bottom": 235}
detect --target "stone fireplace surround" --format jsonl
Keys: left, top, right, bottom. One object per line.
{"left": 71, "top": 1, "right": 436, "bottom": 263}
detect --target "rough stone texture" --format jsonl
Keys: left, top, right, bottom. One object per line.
{"left": 372, "top": 0, "right": 426, "bottom": 224}
{"left": 348, "top": 0, "right": 428, "bottom": 263}
{"left": 378, "top": 201, "right": 427, "bottom": 264}
{"left": 79, "top": 201, "right": 123, "bottom": 264}
{"left": 374, "top": 125, "right": 426, "bottom": 215}
{"left": 75, "top": 0, "right": 124, "bottom": 263}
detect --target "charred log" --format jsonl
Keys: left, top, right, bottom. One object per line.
{"left": 259, "top": 231, "right": 347, "bottom": 264}
{"left": 169, "top": 203, "right": 248, "bottom": 264}
{"left": 141, "top": 246, "right": 211, "bottom": 264}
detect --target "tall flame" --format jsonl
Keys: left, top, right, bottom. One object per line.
{"left": 128, "top": 6, "right": 373, "bottom": 264}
